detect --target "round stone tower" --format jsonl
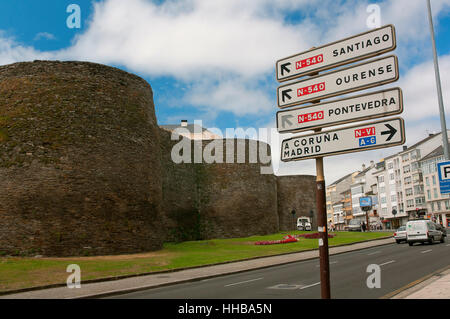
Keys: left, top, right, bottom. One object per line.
{"left": 0, "top": 60, "right": 164, "bottom": 256}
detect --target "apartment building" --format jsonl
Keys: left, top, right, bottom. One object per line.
{"left": 326, "top": 171, "right": 359, "bottom": 228}
{"left": 420, "top": 145, "right": 450, "bottom": 227}
{"left": 332, "top": 202, "right": 345, "bottom": 230}
{"left": 373, "top": 132, "right": 448, "bottom": 228}
{"left": 350, "top": 162, "right": 379, "bottom": 226}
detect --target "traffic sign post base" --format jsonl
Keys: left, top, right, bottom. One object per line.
{"left": 315, "top": 133, "right": 331, "bottom": 299}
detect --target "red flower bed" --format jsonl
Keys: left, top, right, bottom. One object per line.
{"left": 254, "top": 235, "right": 298, "bottom": 245}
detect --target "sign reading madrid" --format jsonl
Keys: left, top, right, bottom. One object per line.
{"left": 277, "top": 88, "right": 403, "bottom": 133}
{"left": 277, "top": 55, "right": 399, "bottom": 108}
{"left": 280, "top": 118, "right": 405, "bottom": 162}
{"left": 276, "top": 24, "right": 396, "bottom": 82}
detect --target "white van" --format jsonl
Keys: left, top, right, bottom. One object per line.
{"left": 406, "top": 220, "right": 444, "bottom": 246}
{"left": 297, "top": 217, "right": 312, "bottom": 231}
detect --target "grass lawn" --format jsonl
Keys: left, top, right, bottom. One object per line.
{"left": 0, "top": 231, "right": 392, "bottom": 293}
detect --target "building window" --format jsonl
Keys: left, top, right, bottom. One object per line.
{"left": 426, "top": 177, "right": 430, "bottom": 186}
{"left": 390, "top": 173, "right": 395, "bottom": 180}
{"left": 402, "top": 154, "right": 409, "bottom": 162}
{"left": 388, "top": 162, "right": 394, "bottom": 169}
{"left": 403, "top": 165, "right": 410, "bottom": 174}
{"left": 414, "top": 185, "right": 424, "bottom": 195}
{"left": 427, "top": 190, "right": 431, "bottom": 200}
{"left": 437, "top": 201, "right": 442, "bottom": 211}
{"left": 381, "top": 197, "right": 386, "bottom": 204}
{"left": 379, "top": 186, "right": 385, "bottom": 194}
{"left": 445, "top": 200, "right": 450, "bottom": 210}
{"left": 434, "top": 188, "right": 439, "bottom": 198}
{"left": 415, "top": 197, "right": 425, "bottom": 205}
{"left": 404, "top": 176, "right": 412, "bottom": 185}
{"left": 391, "top": 195, "right": 397, "bottom": 202}
{"left": 378, "top": 176, "right": 384, "bottom": 183}
{"left": 407, "top": 199, "right": 414, "bottom": 208}
{"left": 432, "top": 175, "right": 436, "bottom": 185}
{"left": 406, "top": 188, "right": 413, "bottom": 196}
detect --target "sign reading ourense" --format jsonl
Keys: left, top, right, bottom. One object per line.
{"left": 276, "top": 87, "right": 403, "bottom": 133}
{"left": 277, "top": 55, "right": 399, "bottom": 108}
{"left": 280, "top": 117, "right": 405, "bottom": 162}
{"left": 276, "top": 24, "right": 396, "bottom": 82}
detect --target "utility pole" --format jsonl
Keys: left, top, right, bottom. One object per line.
{"left": 315, "top": 150, "right": 331, "bottom": 299}
{"left": 427, "top": 0, "right": 449, "bottom": 160}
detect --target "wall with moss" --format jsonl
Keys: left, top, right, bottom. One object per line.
{"left": 277, "top": 175, "right": 317, "bottom": 231}
{"left": 0, "top": 60, "right": 316, "bottom": 256}
{"left": 0, "top": 61, "right": 164, "bottom": 256}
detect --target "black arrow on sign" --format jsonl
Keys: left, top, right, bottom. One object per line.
{"left": 281, "top": 89, "right": 292, "bottom": 103}
{"left": 281, "top": 62, "right": 291, "bottom": 76}
{"left": 381, "top": 124, "right": 397, "bottom": 141}
{"left": 281, "top": 114, "right": 294, "bottom": 128}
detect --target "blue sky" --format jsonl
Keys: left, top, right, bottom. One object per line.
{"left": 1, "top": 0, "right": 450, "bottom": 182}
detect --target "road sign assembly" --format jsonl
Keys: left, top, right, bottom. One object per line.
{"left": 274, "top": 24, "right": 405, "bottom": 300}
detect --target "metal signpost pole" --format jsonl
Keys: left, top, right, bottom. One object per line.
{"left": 427, "top": 0, "right": 449, "bottom": 160}
{"left": 315, "top": 134, "right": 331, "bottom": 299}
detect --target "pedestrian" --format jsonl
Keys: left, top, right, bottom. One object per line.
{"left": 362, "top": 222, "right": 367, "bottom": 232}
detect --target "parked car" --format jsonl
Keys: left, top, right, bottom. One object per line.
{"left": 406, "top": 219, "right": 444, "bottom": 246}
{"left": 394, "top": 226, "right": 407, "bottom": 243}
{"left": 347, "top": 219, "right": 361, "bottom": 232}
{"left": 297, "top": 217, "right": 312, "bottom": 231}
{"left": 435, "top": 223, "right": 447, "bottom": 239}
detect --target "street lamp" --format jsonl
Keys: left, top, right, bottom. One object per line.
{"left": 427, "top": 0, "right": 449, "bottom": 160}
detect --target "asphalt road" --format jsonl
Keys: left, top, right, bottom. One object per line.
{"left": 107, "top": 240, "right": 450, "bottom": 299}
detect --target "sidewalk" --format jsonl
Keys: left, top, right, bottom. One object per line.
{"left": 0, "top": 237, "right": 393, "bottom": 299}
{"left": 391, "top": 267, "right": 450, "bottom": 299}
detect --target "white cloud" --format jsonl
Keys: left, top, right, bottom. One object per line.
{"left": 33, "top": 32, "right": 56, "bottom": 41}
{"left": 0, "top": 34, "right": 50, "bottom": 65}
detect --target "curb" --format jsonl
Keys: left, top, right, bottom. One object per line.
{"left": 380, "top": 264, "right": 450, "bottom": 299}
{"left": 0, "top": 235, "right": 393, "bottom": 298}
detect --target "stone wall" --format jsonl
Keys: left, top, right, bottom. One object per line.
{"left": 277, "top": 175, "right": 317, "bottom": 231}
{"left": 159, "top": 134, "right": 279, "bottom": 241}
{"left": 0, "top": 60, "right": 316, "bottom": 256}
{"left": 0, "top": 61, "right": 164, "bottom": 256}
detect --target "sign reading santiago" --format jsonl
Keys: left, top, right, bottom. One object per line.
{"left": 276, "top": 24, "right": 396, "bottom": 82}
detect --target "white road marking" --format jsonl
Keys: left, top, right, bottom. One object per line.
{"left": 446, "top": 244, "right": 450, "bottom": 247}
{"left": 299, "top": 282, "right": 321, "bottom": 290}
{"left": 379, "top": 260, "right": 395, "bottom": 267}
{"left": 421, "top": 249, "right": 432, "bottom": 254}
{"left": 367, "top": 251, "right": 381, "bottom": 256}
{"left": 224, "top": 277, "right": 263, "bottom": 287}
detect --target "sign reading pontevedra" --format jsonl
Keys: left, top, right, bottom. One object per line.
{"left": 277, "top": 55, "right": 399, "bottom": 108}
{"left": 280, "top": 118, "right": 405, "bottom": 162}
{"left": 276, "top": 24, "right": 396, "bottom": 82}
{"left": 277, "top": 87, "right": 403, "bottom": 133}
{"left": 437, "top": 161, "right": 450, "bottom": 194}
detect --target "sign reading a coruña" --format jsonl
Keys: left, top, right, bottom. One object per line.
{"left": 277, "top": 87, "right": 403, "bottom": 133}
{"left": 280, "top": 118, "right": 405, "bottom": 162}
{"left": 276, "top": 24, "right": 396, "bottom": 82}
{"left": 277, "top": 55, "right": 398, "bottom": 108}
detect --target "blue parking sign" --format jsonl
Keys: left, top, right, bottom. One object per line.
{"left": 437, "top": 161, "right": 450, "bottom": 194}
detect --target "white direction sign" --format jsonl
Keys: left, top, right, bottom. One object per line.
{"left": 277, "top": 55, "right": 398, "bottom": 108}
{"left": 277, "top": 87, "right": 403, "bottom": 133}
{"left": 276, "top": 24, "right": 396, "bottom": 82}
{"left": 281, "top": 117, "right": 405, "bottom": 162}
